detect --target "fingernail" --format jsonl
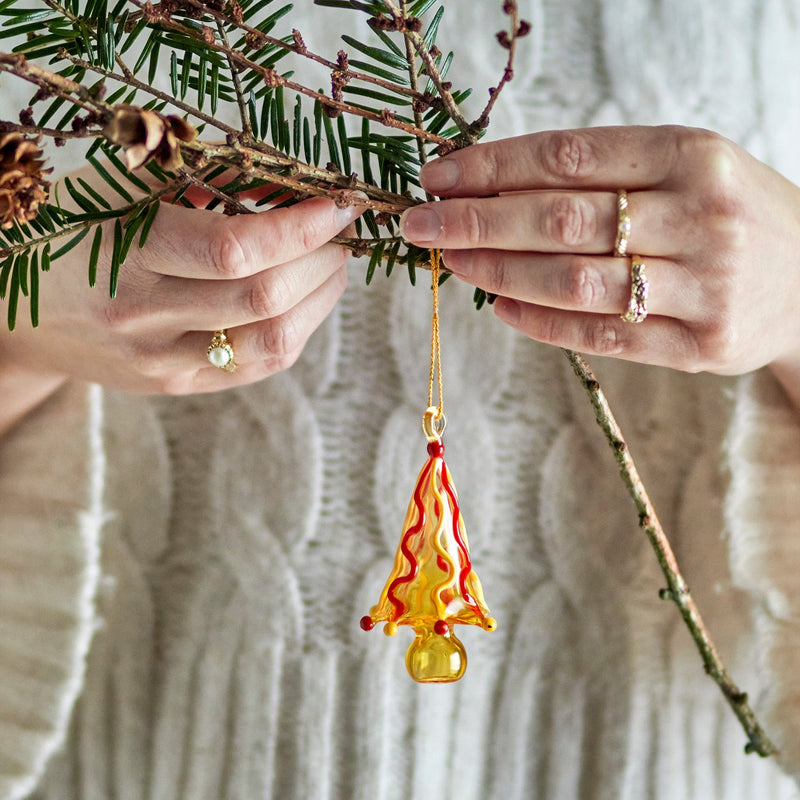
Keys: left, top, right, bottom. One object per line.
{"left": 400, "top": 206, "right": 442, "bottom": 243}
{"left": 421, "top": 158, "right": 461, "bottom": 193}
{"left": 444, "top": 250, "right": 473, "bottom": 277}
{"left": 494, "top": 297, "right": 521, "bottom": 325}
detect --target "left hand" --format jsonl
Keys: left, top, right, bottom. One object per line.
{"left": 399, "top": 125, "right": 800, "bottom": 392}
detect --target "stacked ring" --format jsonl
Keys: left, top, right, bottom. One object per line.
{"left": 207, "top": 330, "right": 237, "bottom": 372}
{"left": 614, "top": 190, "right": 631, "bottom": 257}
{"left": 620, "top": 256, "right": 649, "bottom": 323}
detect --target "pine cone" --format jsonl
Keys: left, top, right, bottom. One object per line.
{"left": 0, "top": 133, "right": 50, "bottom": 230}
{"left": 102, "top": 106, "right": 197, "bottom": 171}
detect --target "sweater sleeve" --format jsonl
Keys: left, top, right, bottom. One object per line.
{"left": 726, "top": 369, "right": 800, "bottom": 776}
{"left": 0, "top": 382, "right": 103, "bottom": 800}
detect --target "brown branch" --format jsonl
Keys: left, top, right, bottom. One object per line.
{"left": 0, "top": 52, "right": 97, "bottom": 112}
{"left": 126, "top": 0, "right": 448, "bottom": 145}
{"left": 177, "top": 167, "right": 252, "bottom": 214}
{"left": 0, "top": 118, "right": 96, "bottom": 141}
{"left": 214, "top": 18, "right": 253, "bottom": 140}
{"left": 400, "top": 0, "right": 434, "bottom": 200}
{"left": 0, "top": 51, "right": 419, "bottom": 215}
{"left": 381, "top": 0, "right": 474, "bottom": 142}
{"left": 48, "top": 52, "right": 238, "bottom": 137}
{"left": 475, "top": 1, "right": 528, "bottom": 130}
{"left": 177, "top": 139, "right": 417, "bottom": 215}
{"left": 563, "top": 348, "right": 778, "bottom": 759}
{"left": 177, "top": 0, "right": 425, "bottom": 103}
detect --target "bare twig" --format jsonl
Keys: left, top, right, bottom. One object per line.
{"left": 563, "top": 349, "right": 778, "bottom": 758}
{"left": 475, "top": 1, "right": 529, "bottom": 130}
{"left": 0, "top": 118, "right": 95, "bottom": 141}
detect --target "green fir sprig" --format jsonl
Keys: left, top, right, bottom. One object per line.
{"left": 0, "top": 0, "right": 528, "bottom": 328}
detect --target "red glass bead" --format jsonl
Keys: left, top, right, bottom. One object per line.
{"left": 360, "top": 615, "right": 375, "bottom": 631}
{"left": 427, "top": 441, "right": 445, "bottom": 458}
{"left": 433, "top": 619, "right": 449, "bottom": 636}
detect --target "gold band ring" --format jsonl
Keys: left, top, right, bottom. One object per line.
{"left": 620, "top": 256, "right": 649, "bottom": 323}
{"left": 207, "top": 330, "right": 237, "bottom": 372}
{"left": 614, "top": 189, "right": 631, "bottom": 257}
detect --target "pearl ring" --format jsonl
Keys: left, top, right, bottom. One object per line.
{"left": 207, "top": 330, "right": 237, "bottom": 372}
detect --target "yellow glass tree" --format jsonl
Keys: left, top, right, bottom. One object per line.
{"left": 361, "top": 410, "right": 496, "bottom": 683}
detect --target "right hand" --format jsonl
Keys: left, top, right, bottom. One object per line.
{"left": 0, "top": 192, "right": 363, "bottom": 395}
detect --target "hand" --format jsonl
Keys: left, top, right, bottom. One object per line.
{"left": 400, "top": 126, "right": 800, "bottom": 405}
{"left": 0, "top": 190, "right": 363, "bottom": 410}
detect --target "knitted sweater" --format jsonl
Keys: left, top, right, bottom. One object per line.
{"left": 3, "top": 2, "right": 800, "bottom": 799}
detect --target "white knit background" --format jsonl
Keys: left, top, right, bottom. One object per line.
{"left": 3, "top": 1, "right": 800, "bottom": 798}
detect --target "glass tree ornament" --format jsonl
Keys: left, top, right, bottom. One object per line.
{"left": 361, "top": 408, "right": 496, "bottom": 683}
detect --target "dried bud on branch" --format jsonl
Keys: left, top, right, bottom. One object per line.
{"left": 496, "top": 30, "right": 512, "bottom": 49}
{"left": 292, "top": 29, "right": 307, "bottom": 53}
{"left": 262, "top": 68, "right": 283, "bottom": 88}
{"left": 367, "top": 13, "right": 420, "bottom": 33}
{"left": 142, "top": 3, "right": 165, "bottom": 23}
{"left": 412, "top": 91, "right": 434, "bottom": 114}
{"left": 227, "top": 0, "right": 243, "bottom": 23}
{"left": 245, "top": 29, "right": 268, "bottom": 50}
{"left": 0, "top": 133, "right": 50, "bottom": 229}
{"left": 367, "top": 15, "right": 397, "bottom": 32}
{"left": 102, "top": 106, "right": 197, "bottom": 171}
{"left": 330, "top": 50, "right": 350, "bottom": 109}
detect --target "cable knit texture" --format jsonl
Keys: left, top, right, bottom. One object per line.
{"left": 2, "top": 1, "right": 800, "bottom": 799}
{"left": 0, "top": 384, "right": 102, "bottom": 800}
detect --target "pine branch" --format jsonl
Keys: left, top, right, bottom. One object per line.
{"left": 125, "top": 0, "right": 450, "bottom": 145}
{"left": 0, "top": 183, "right": 176, "bottom": 261}
{"left": 178, "top": 0, "right": 427, "bottom": 104}
{"left": 380, "top": 0, "right": 474, "bottom": 144}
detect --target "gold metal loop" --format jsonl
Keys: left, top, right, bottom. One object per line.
{"left": 422, "top": 406, "right": 447, "bottom": 442}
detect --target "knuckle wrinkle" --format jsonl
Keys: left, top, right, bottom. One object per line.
{"left": 544, "top": 131, "right": 596, "bottom": 181}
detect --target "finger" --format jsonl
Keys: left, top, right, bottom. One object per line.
{"left": 142, "top": 195, "right": 364, "bottom": 279}
{"left": 156, "top": 266, "right": 349, "bottom": 394}
{"left": 133, "top": 241, "right": 348, "bottom": 330}
{"left": 444, "top": 250, "right": 696, "bottom": 320}
{"left": 401, "top": 190, "right": 680, "bottom": 255}
{"left": 492, "top": 300, "right": 702, "bottom": 371}
{"left": 419, "top": 126, "right": 682, "bottom": 197}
